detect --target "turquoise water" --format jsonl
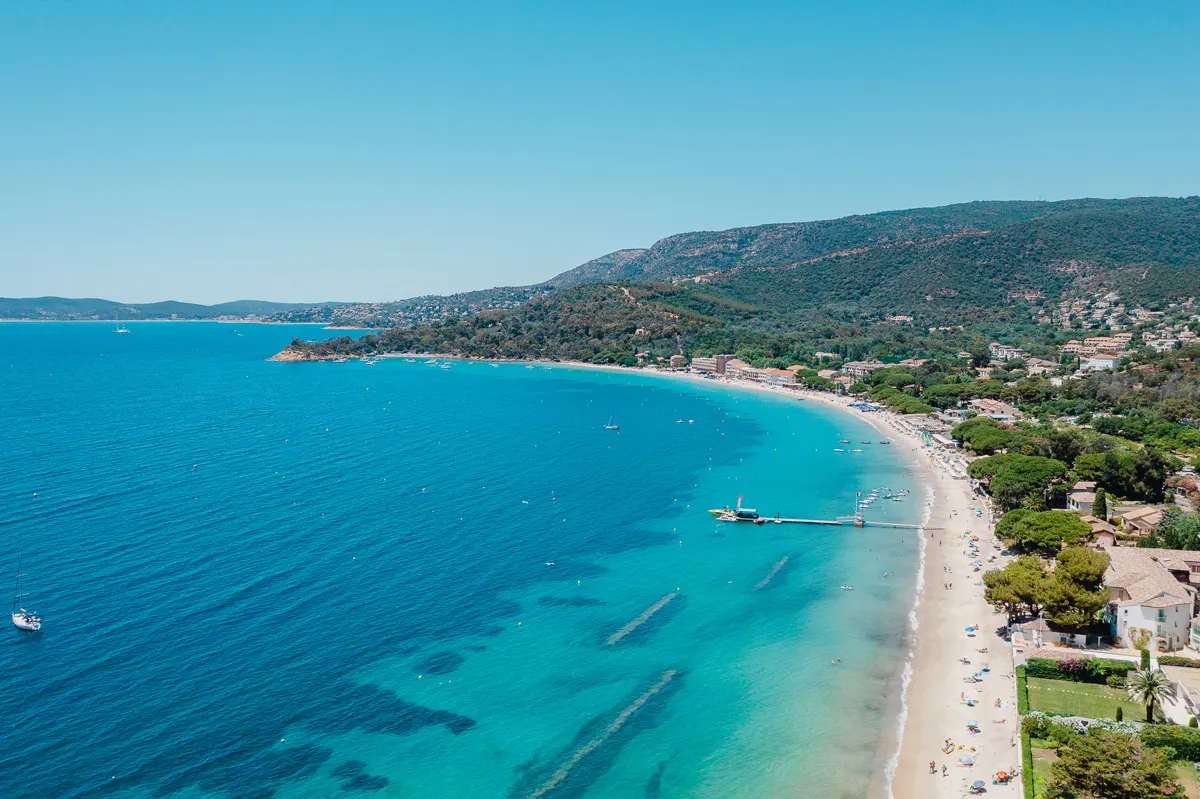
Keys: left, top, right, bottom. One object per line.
{"left": 0, "top": 323, "right": 921, "bottom": 799}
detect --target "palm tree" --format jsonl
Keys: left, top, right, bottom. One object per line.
{"left": 1127, "top": 668, "right": 1177, "bottom": 723}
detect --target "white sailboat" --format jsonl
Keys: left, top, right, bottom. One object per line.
{"left": 114, "top": 315, "right": 130, "bottom": 334}
{"left": 604, "top": 412, "right": 620, "bottom": 431}
{"left": 11, "top": 552, "right": 42, "bottom": 632}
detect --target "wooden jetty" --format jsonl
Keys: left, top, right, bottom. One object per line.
{"left": 720, "top": 515, "right": 939, "bottom": 531}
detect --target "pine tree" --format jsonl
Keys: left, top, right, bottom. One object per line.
{"left": 1092, "top": 487, "right": 1108, "bottom": 520}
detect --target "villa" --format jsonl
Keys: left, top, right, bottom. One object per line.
{"left": 1105, "top": 547, "right": 1199, "bottom": 652}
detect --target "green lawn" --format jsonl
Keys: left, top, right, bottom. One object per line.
{"left": 1030, "top": 746, "right": 1056, "bottom": 798}
{"left": 1026, "top": 677, "right": 1145, "bottom": 720}
{"left": 1177, "top": 762, "right": 1200, "bottom": 799}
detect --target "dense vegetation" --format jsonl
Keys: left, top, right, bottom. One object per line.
{"left": 983, "top": 546, "right": 1108, "bottom": 624}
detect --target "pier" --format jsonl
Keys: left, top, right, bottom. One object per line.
{"left": 721, "top": 516, "right": 938, "bottom": 531}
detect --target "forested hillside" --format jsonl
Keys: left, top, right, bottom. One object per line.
{"left": 281, "top": 196, "right": 1200, "bottom": 364}
{"left": 543, "top": 197, "right": 1197, "bottom": 290}
{"left": 701, "top": 197, "right": 1200, "bottom": 323}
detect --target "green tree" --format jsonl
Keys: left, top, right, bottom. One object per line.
{"left": 1100, "top": 450, "right": 1133, "bottom": 496}
{"left": 998, "top": 511, "right": 1091, "bottom": 555}
{"left": 1091, "top": 486, "right": 1108, "bottom": 520}
{"left": 968, "top": 454, "right": 1070, "bottom": 512}
{"left": 1126, "top": 668, "right": 1177, "bottom": 724}
{"left": 1133, "top": 447, "right": 1169, "bottom": 503}
{"left": 847, "top": 382, "right": 869, "bottom": 395}
{"left": 1046, "top": 730, "right": 1179, "bottom": 799}
{"left": 1043, "top": 548, "right": 1111, "bottom": 627}
{"left": 1157, "top": 508, "right": 1200, "bottom": 550}
{"left": 968, "top": 333, "right": 991, "bottom": 368}
{"left": 983, "top": 555, "right": 1047, "bottom": 621}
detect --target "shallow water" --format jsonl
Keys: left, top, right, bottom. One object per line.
{"left": 0, "top": 323, "right": 921, "bottom": 799}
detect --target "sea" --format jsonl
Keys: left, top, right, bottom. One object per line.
{"left": 0, "top": 322, "right": 924, "bottom": 799}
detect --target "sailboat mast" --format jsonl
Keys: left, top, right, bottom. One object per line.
{"left": 13, "top": 550, "right": 23, "bottom": 613}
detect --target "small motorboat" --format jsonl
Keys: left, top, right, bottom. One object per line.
{"left": 851, "top": 448, "right": 863, "bottom": 453}
{"left": 840, "top": 584, "right": 854, "bottom": 590}
{"left": 833, "top": 448, "right": 844, "bottom": 452}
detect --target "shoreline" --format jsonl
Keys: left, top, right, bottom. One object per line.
{"left": 547, "top": 363, "right": 1019, "bottom": 797}
{"left": 269, "top": 351, "right": 1016, "bottom": 794}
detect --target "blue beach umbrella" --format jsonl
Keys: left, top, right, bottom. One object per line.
{"left": 967, "top": 719, "right": 979, "bottom": 726}
{"left": 961, "top": 754, "right": 974, "bottom": 765}
{"left": 973, "top": 780, "right": 985, "bottom": 788}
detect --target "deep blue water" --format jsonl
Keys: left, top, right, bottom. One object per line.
{"left": 0, "top": 323, "right": 922, "bottom": 799}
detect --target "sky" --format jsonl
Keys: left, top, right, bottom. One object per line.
{"left": 2, "top": 1, "right": 1198, "bottom": 304}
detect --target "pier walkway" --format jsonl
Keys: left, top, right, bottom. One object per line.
{"left": 724, "top": 516, "right": 939, "bottom": 531}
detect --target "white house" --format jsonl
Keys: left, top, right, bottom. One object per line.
{"left": 841, "top": 360, "right": 885, "bottom": 379}
{"left": 1083, "top": 352, "right": 1121, "bottom": 372}
{"left": 1067, "top": 481, "right": 1097, "bottom": 512}
{"left": 989, "top": 342, "right": 1030, "bottom": 361}
{"left": 1105, "top": 548, "right": 1198, "bottom": 652}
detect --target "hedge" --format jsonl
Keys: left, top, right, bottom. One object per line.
{"left": 1016, "top": 665, "right": 1029, "bottom": 715}
{"left": 1159, "top": 656, "right": 1200, "bottom": 669}
{"left": 1024, "top": 656, "right": 1136, "bottom": 684}
{"left": 1142, "top": 725, "right": 1200, "bottom": 761}
{"left": 1021, "top": 731, "right": 1035, "bottom": 799}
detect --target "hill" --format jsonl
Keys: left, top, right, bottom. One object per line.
{"left": 275, "top": 197, "right": 1198, "bottom": 331}
{"left": 0, "top": 297, "right": 339, "bottom": 321}
{"left": 541, "top": 197, "right": 1196, "bottom": 290}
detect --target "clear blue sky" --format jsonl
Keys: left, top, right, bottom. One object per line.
{"left": 2, "top": 1, "right": 1197, "bottom": 304}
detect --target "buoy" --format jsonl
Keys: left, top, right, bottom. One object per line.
{"left": 517, "top": 621, "right": 522, "bottom": 626}
{"left": 418, "top": 674, "right": 422, "bottom": 679}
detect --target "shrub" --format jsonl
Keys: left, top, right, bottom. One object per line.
{"left": 1191, "top": 717, "right": 1198, "bottom": 728}
{"left": 1107, "top": 674, "right": 1127, "bottom": 689}
{"left": 1142, "top": 648, "right": 1151, "bottom": 670}
{"left": 1116, "top": 706, "right": 1123, "bottom": 721}
{"left": 1017, "top": 665, "right": 1029, "bottom": 715}
{"left": 1159, "top": 656, "right": 1200, "bottom": 669}
{"left": 1025, "top": 657, "right": 1136, "bottom": 684}
{"left": 1022, "top": 732, "right": 1035, "bottom": 799}
{"left": 1142, "top": 724, "right": 1200, "bottom": 761}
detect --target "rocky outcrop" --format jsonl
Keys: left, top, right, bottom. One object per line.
{"left": 268, "top": 346, "right": 331, "bottom": 362}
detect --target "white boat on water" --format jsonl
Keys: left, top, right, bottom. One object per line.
{"left": 604, "top": 412, "right": 620, "bottom": 431}
{"left": 11, "top": 552, "right": 41, "bottom": 632}
{"left": 114, "top": 317, "right": 130, "bottom": 334}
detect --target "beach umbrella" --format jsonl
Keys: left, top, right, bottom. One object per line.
{"left": 973, "top": 780, "right": 985, "bottom": 788}
{"left": 967, "top": 719, "right": 979, "bottom": 726}
{"left": 965, "top": 627, "right": 975, "bottom": 632}
{"left": 960, "top": 755, "right": 974, "bottom": 765}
